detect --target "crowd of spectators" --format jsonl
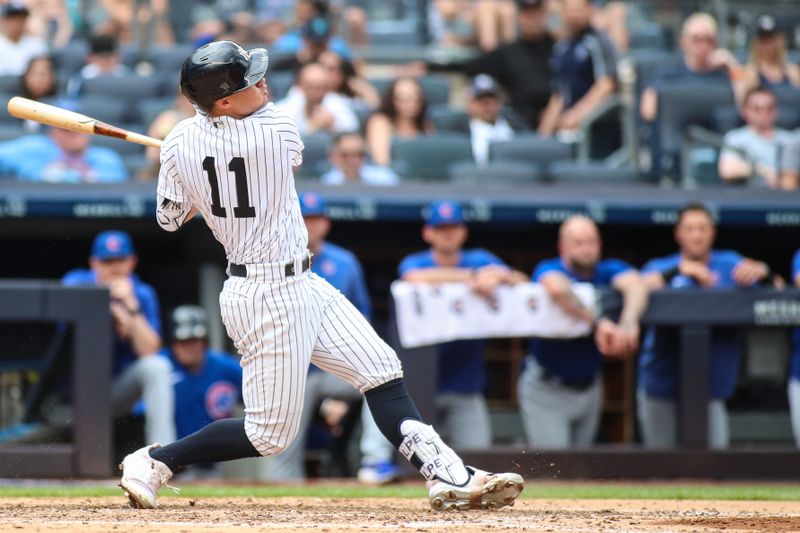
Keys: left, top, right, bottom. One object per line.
{"left": 0, "top": 0, "right": 796, "bottom": 188}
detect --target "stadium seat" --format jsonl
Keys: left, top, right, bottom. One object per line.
{"left": 712, "top": 104, "right": 800, "bottom": 134}
{"left": 0, "top": 123, "right": 25, "bottom": 142}
{"left": 447, "top": 160, "right": 543, "bottom": 185}
{"left": 149, "top": 44, "right": 195, "bottom": 73}
{"left": 74, "top": 97, "right": 128, "bottom": 125}
{"left": 429, "top": 105, "right": 469, "bottom": 133}
{"left": 655, "top": 81, "right": 734, "bottom": 180}
{"left": 139, "top": 97, "right": 176, "bottom": 129}
{"left": 391, "top": 134, "right": 473, "bottom": 181}
{"left": 81, "top": 74, "right": 162, "bottom": 104}
{"left": 267, "top": 71, "right": 295, "bottom": 101}
{"left": 488, "top": 135, "right": 573, "bottom": 167}
{"left": 0, "top": 75, "right": 20, "bottom": 95}
{"left": 51, "top": 41, "right": 89, "bottom": 77}
{"left": 298, "top": 133, "right": 333, "bottom": 179}
{"left": 371, "top": 75, "right": 451, "bottom": 106}
{"left": 772, "top": 85, "right": 800, "bottom": 109}
{"left": 546, "top": 160, "right": 645, "bottom": 183}
{"left": 0, "top": 96, "right": 18, "bottom": 123}
{"left": 159, "top": 71, "right": 181, "bottom": 97}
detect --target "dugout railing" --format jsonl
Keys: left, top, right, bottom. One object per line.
{"left": 392, "top": 288, "right": 800, "bottom": 479}
{"left": 0, "top": 281, "right": 111, "bottom": 478}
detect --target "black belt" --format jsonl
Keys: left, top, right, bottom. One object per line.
{"left": 230, "top": 255, "right": 312, "bottom": 278}
{"left": 541, "top": 371, "right": 595, "bottom": 392}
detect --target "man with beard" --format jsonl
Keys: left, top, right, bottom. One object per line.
{"left": 518, "top": 215, "right": 647, "bottom": 448}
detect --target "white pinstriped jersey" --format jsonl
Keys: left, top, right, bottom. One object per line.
{"left": 156, "top": 102, "right": 308, "bottom": 265}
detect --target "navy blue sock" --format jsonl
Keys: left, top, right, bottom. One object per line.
{"left": 365, "top": 378, "right": 424, "bottom": 469}
{"left": 148, "top": 418, "right": 260, "bottom": 472}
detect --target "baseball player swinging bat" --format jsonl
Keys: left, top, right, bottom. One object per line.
{"left": 6, "top": 96, "right": 163, "bottom": 149}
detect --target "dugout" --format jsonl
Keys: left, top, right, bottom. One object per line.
{"left": 1, "top": 181, "right": 800, "bottom": 477}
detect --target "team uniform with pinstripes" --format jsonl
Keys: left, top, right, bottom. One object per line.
{"left": 156, "top": 102, "right": 402, "bottom": 456}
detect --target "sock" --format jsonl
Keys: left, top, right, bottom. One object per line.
{"left": 148, "top": 418, "right": 260, "bottom": 472}
{"left": 364, "top": 378, "right": 422, "bottom": 447}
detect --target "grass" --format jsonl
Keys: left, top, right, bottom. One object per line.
{"left": 1, "top": 482, "right": 800, "bottom": 501}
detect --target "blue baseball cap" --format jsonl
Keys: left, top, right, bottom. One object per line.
{"left": 91, "top": 230, "right": 135, "bottom": 260}
{"left": 299, "top": 192, "right": 327, "bottom": 217}
{"left": 425, "top": 200, "right": 464, "bottom": 227}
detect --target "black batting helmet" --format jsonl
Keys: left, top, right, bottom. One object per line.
{"left": 171, "top": 305, "right": 209, "bottom": 341}
{"left": 179, "top": 40, "right": 269, "bottom": 112}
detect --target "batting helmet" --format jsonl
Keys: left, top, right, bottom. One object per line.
{"left": 171, "top": 305, "right": 209, "bottom": 341}
{"left": 180, "top": 40, "right": 269, "bottom": 112}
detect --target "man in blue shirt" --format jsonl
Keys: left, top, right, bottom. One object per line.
{"left": 790, "top": 249, "right": 800, "bottom": 447}
{"left": 519, "top": 215, "right": 647, "bottom": 448}
{"left": 163, "top": 305, "right": 242, "bottom": 478}
{"left": 62, "top": 230, "right": 175, "bottom": 445}
{"left": 639, "top": 203, "right": 773, "bottom": 449}
{"left": 320, "top": 132, "right": 399, "bottom": 186}
{"left": 0, "top": 127, "right": 127, "bottom": 183}
{"left": 398, "top": 200, "right": 527, "bottom": 449}
{"left": 538, "top": 0, "right": 618, "bottom": 136}
{"left": 267, "top": 192, "right": 372, "bottom": 481}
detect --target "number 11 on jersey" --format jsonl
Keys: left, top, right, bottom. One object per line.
{"left": 203, "top": 156, "right": 256, "bottom": 219}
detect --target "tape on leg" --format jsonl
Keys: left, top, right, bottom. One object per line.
{"left": 399, "top": 420, "right": 469, "bottom": 485}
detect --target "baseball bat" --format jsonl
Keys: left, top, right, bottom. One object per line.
{"left": 6, "top": 96, "right": 163, "bottom": 149}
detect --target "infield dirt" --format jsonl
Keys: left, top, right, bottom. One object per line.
{"left": 1, "top": 496, "right": 799, "bottom": 532}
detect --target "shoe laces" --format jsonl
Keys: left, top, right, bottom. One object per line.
{"left": 144, "top": 460, "right": 180, "bottom": 495}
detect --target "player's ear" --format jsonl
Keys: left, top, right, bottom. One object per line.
{"left": 422, "top": 225, "right": 433, "bottom": 244}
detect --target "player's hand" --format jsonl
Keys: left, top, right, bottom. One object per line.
{"left": 709, "top": 48, "right": 739, "bottom": 70}
{"left": 110, "top": 299, "right": 133, "bottom": 338}
{"left": 558, "top": 108, "right": 582, "bottom": 131}
{"left": 594, "top": 317, "right": 620, "bottom": 357}
{"left": 732, "top": 259, "right": 767, "bottom": 287}
{"left": 614, "top": 321, "right": 640, "bottom": 358}
{"left": 109, "top": 278, "right": 139, "bottom": 310}
{"left": 678, "top": 259, "right": 717, "bottom": 287}
{"left": 469, "top": 265, "right": 507, "bottom": 298}
{"left": 309, "top": 107, "right": 335, "bottom": 130}
{"left": 320, "top": 398, "right": 349, "bottom": 436}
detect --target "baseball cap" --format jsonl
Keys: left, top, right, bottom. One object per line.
{"left": 470, "top": 74, "right": 499, "bottom": 98}
{"left": 756, "top": 14, "right": 780, "bottom": 37}
{"left": 299, "top": 192, "right": 327, "bottom": 217}
{"left": 171, "top": 305, "right": 209, "bottom": 341}
{"left": 516, "top": 0, "right": 544, "bottom": 9}
{"left": 91, "top": 230, "right": 135, "bottom": 260}
{"left": 425, "top": 200, "right": 464, "bottom": 227}
{"left": 2, "top": 2, "right": 29, "bottom": 17}
{"left": 301, "top": 16, "right": 331, "bottom": 44}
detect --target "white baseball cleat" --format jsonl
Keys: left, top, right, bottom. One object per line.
{"left": 118, "top": 443, "right": 177, "bottom": 509}
{"left": 427, "top": 466, "right": 524, "bottom": 511}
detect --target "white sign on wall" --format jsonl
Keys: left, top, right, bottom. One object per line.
{"left": 391, "top": 281, "right": 596, "bottom": 348}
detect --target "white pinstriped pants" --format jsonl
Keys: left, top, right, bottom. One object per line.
{"left": 219, "top": 268, "right": 403, "bottom": 456}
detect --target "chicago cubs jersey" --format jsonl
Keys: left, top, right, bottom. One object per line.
{"left": 639, "top": 250, "right": 745, "bottom": 400}
{"left": 165, "top": 349, "right": 243, "bottom": 439}
{"left": 312, "top": 241, "right": 371, "bottom": 320}
{"left": 62, "top": 269, "right": 162, "bottom": 376}
{"left": 528, "top": 257, "right": 633, "bottom": 383}
{"left": 398, "top": 249, "right": 504, "bottom": 394}
{"left": 156, "top": 103, "right": 308, "bottom": 264}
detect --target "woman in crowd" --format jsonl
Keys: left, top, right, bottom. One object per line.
{"left": 365, "top": 77, "right": 432, "bottom": 166}
{"left": 318, "top": 49, "right": 380, "bottom": 111}
{"left": 735, "top": 15, "right": 800, "bottom": 100}
{"left": 18, "top": 56, "right": 58, "bottom": 133}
